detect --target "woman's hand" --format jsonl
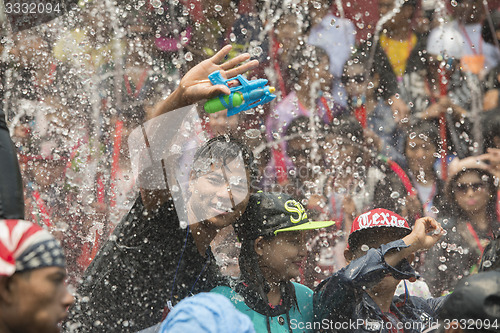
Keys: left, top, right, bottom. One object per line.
{"left": 151, "top": 45, "right": 259, "bottom": 119}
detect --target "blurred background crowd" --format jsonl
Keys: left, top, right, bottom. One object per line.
{"left": 0, "top": 0, "right": 499, "bottom": 297}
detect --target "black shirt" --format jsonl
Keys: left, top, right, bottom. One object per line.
{"left": 66, "top": 195, "right": 221, "bottom": 332}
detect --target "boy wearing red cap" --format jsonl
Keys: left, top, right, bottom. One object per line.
{"left": 313, "top": 209, "right": 447, "bottom": 332}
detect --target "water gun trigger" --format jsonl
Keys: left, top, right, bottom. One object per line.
{"left": 205, "top": 70, "right": 276, "bottom": 116}
{"left": 208, "top": 70, "right": 229, "bottom": 86}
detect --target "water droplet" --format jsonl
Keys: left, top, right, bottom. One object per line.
{"left": 390, "top": 191, "right": 400, "bottom": 199}
{"left": 150, "top": 0, "right": 161, "bottom": 8}
{"left": 438, "top": 264, "right": 447, "bottom": 271}
{"left": 179, "top": 221, "right": 188, "bottom": 229}
{"left": 170, "top": 144, "right": 181, "bottom": 154}
{"left": 245, "top": 128, "right": 261, "bottom": 139}
{"left": 439, "top": 256, "right": 446, "bottom": 263}
{"left": 184, "top": 52, "right": 193, "bottom": 62}
{"left": 313, "top": 165, "right": 321, "bottom": 173}
{"left": 430, "top": 206, "right": 439, "bottom": 214}
{"left": 272, "top": 133, "right": 281, "bottom": 140}
{"left": 483, "top": 260, "right": 492, "bottom": 268}
{"left": 229, "top": 176, "right": 242, "bottom": 186}
{"left": 367, "top": 82, "right": 374, "bottom": 89}
{"left": 314, "top": 266, "right": 322, "bottom": 273}
{"left": 171, "top": 185, "right": 180, "bottom": 192}
{"left": 214, "top": 4, "right": 223, "bottom": 11}
{"left": 361, "top": 244, "right": 370, "bottom": 252}
{"left": 251, "top": 47, "right": 263, "bottom": 57}
{"left": 451, "top": 0, "right": 458, "bottom": 6}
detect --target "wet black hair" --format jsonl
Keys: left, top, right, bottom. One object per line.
{"left": 191, "top": 136, "right": 258, "bottom": 186}
{"left": 446, "top": 168, "right": 499, "bottom": 224}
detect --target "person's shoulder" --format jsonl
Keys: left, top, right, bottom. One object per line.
{"left": 210, "top": 285, "right": 248, "bottom": 309}
{"left": 403, "top": 294, "right": 446, "bottom": 317}
{"left": 211, "top": 285, "right": 236, "bottom": 297}
{"left": 292, "top": 282, "right": 313, "bottom": 298}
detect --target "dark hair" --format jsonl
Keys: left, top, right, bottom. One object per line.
{"left": 192, "top": 136, "right": 258, "bottom": 186}
{"left": 482, "top": 10, "right": 500, "bottom": 44}
{"left": 236, "top": 211, "right": 299, "bottom": 333}
{"left": 479, "top": 236, "right": 500, "bottom": 272}
{"left": 284, "top": 116, "right": 312, "bottom": 139}
{"left": 325, "top": 115, "right": 365, "bottom": 146}
{"left": 348, "top": 227, "right": 410, "bottom": 256}
{"left": 402, "top": 0, "right": 418, "bottom": 9}
{"left": 292, "top": 45, "right": 330, "bottom": 82}
{"left": 482, "top": 110, "right": 500, "bottom": 150}
{"left": 446, "top": 168, "right": 499, "bottom": 223}
{"left": 403, "top": 119, "right": 441, "bottom": 154}
{"left": 284, "top": 115, "right": 326, "bottom": 156}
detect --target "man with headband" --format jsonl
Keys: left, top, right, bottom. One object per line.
{"left": 0, "top": 219, "right": 74, "bottom": 333}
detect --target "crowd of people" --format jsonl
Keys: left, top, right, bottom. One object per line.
{"left": 1, "top": 0, "right": 500, "bottom": 332}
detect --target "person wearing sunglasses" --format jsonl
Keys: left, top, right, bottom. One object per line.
{"left": 420, "top": 159, "right": 499, "bottom": 297}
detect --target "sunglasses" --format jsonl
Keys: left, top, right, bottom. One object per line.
{"left": 342, "top": 74, "right": 366, "bottom": 85}
{"left": 454, "top": 182, "right": 486, "bottom": 193}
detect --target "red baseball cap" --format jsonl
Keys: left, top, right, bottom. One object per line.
{"left": 348, "top": 208, "right": 412, "bottom": 249}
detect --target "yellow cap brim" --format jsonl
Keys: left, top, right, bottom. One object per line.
{"left": 274, "top": 220, "right": 336, "bottom": 235}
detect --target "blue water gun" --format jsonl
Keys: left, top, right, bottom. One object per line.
{"left": 204, "top": 70, "right": 276, "bottom": 116}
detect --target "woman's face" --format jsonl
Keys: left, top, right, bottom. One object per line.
{"left": 257, "top": 231, "right": 307, "bottom": 283}
{"left": 405, "top": 136, "right": 437, "bottom": 175}
{"left": 188, "top": 157, "right": 250, "bottom": 229}
{"left": 453, "top": 171, "right": 491, "bottom": 215}
{"left": 343, "top": 64, "right": 368, "bottom": 99}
